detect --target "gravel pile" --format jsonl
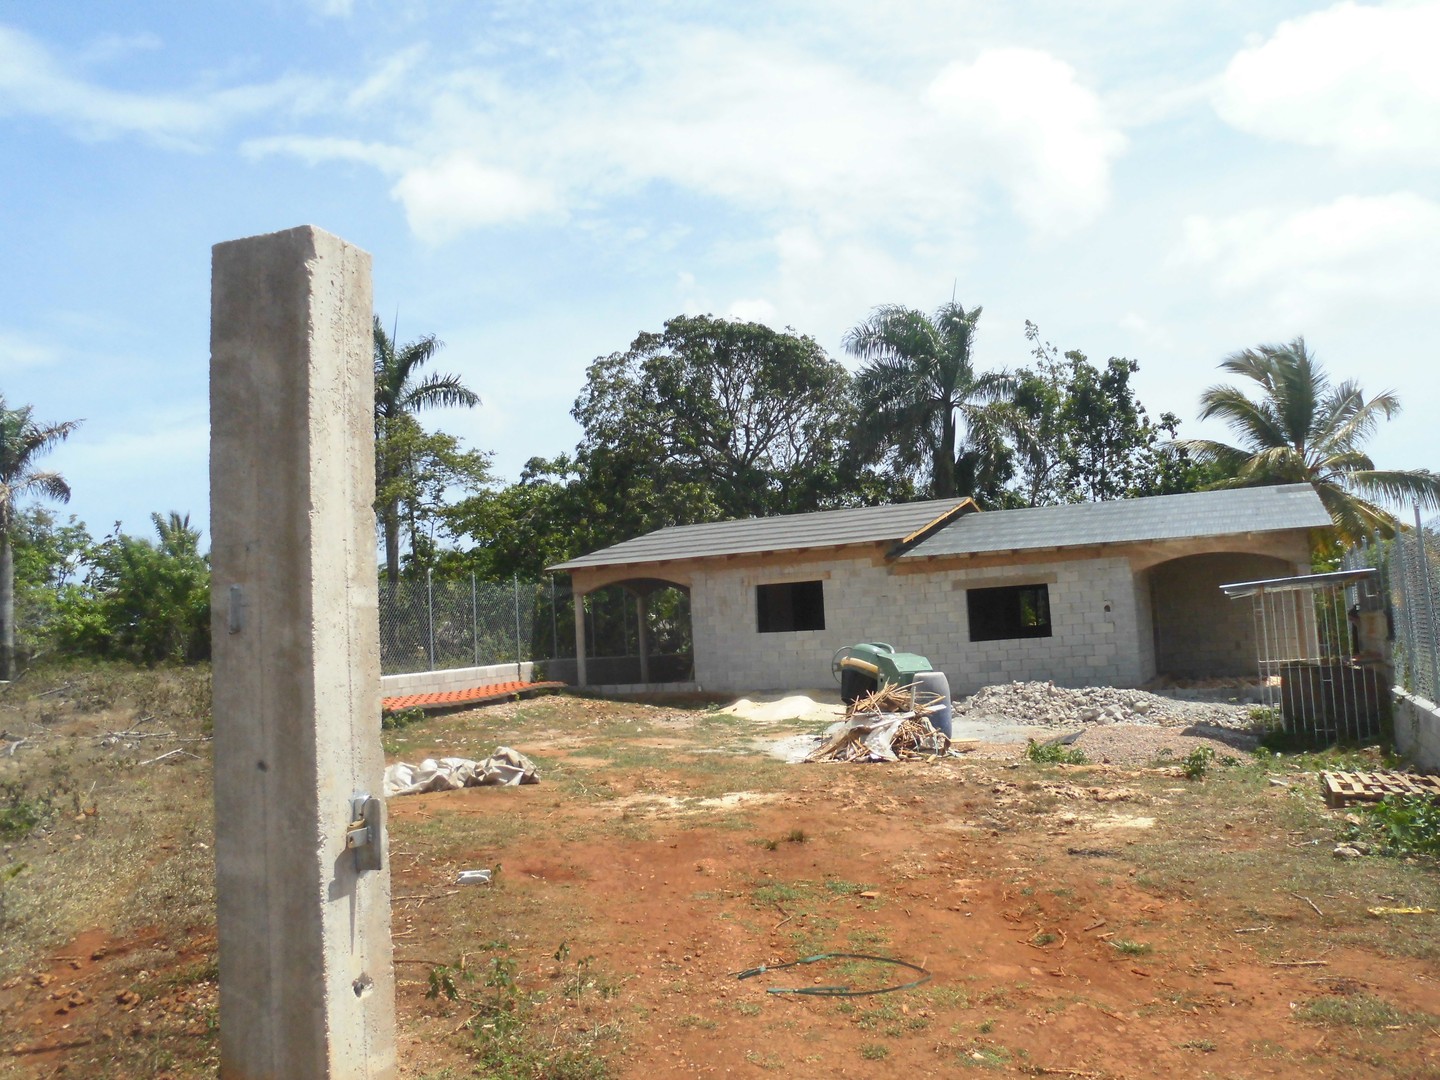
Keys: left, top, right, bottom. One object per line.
{"left": 953, "top": 681, "right": 1260, "bottom": 731}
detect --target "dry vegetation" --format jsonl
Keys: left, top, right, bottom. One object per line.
{"left": 2, "top": 668, "right": 1440, "bottom": 1079}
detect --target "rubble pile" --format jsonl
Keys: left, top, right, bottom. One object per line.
{"left": 953, "top": 681, "right": 1257, "bottom": 730}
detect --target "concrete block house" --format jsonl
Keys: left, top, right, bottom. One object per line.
{"left": 549, "top": 484, "right": 1332, "bottom": 694}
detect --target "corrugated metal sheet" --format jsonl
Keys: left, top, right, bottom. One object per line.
{"left": 900, "top": 484, "right": 1330, "bottom": 559}
{"left": 548, "top": 498, "right": 970, "bottom": 571}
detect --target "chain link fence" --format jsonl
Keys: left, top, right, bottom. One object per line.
{"left": 1386, "top": 510, "right": 1440, "bottom": 702}
{"left": 378, "top": 574, "right": 568, "bottom": 676}
{"left": 377, "top": 574, "right": 694, "bottom": 681}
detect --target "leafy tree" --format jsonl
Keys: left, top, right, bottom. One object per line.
{"left": 59, "top": 513, "right": 211, "bottom": 664}
{"left": 1174, "top": 337, "right": 1440, "bottom": 543}
{"left": 9, "top": 508, "right": 93, "bottom": 663}
{"left": 374, "top": 316, "right": 480, "bottom": 588}
{"left": 0, "top": 399, "right": 80, "bottom": 679}
{"left": 569, "top": 314, "right": 860, "bottom": 544}
{"left": 375, "top": 414, "right": 492, "bottom": 577}
{"left": 1013, "top": 323, "right": 1210, "bottom": 506}
{"left": 844, "top": 301, "right": 1024, "bottom": 502}
{"left": 443, "top": 455, "right": 586, "bottom": 581}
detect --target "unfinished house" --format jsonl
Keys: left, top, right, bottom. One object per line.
{"left": 549, "top": 484, "right": 1332, "bottom": 694}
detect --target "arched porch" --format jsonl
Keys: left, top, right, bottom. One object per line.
{"left": 1141, "top": 551, "right": 1301, "bottom": 679}
{"left": 559, "top": 570, "right": 694, "bottom": 688}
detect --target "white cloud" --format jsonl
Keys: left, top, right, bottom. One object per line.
{"left": 0, "top": 328, "right": 64, "bottom": 374}
{"left": 1174, "top": 192, "right": 1440, "bottom": 322}
{"left": 0, "top": 25, "right": 323, "bottom": 147}
{"left": 726, "top": 298, "right": 779, "bottom": 326}
{"left": 925, "top": 48, "right": 1126, "bottom": 233}
{"left": 1213, "top": 1, "right": 1440, "bottom": 162}
{"left": 259, "top": 31, "right": 1126, "bottom": 248}
{"left": 389, "top": 157, "right": 563, "bottom": 242}
{"left": 242, "top": 134, "right": 409, "bottom": 172}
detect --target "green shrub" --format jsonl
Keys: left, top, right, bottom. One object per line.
{"left": 1025, "top": 738, "right": 1087, "bottom": 765}
{"left": 1364, "top": 795, "right": 1440, "bottom": 857}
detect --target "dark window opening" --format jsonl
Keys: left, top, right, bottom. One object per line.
{"left": 968, "top": 583, "right": 1052, "bottom": 642}
{"left": 757, "top": 580, "right": 826, "bottom": 633}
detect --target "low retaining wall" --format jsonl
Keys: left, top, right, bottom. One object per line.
{"left": 1392, "top": 688, "right": 1440, "bottom": 772}
{"left": 381, "top": 662, "right": 535, "bottom": 698}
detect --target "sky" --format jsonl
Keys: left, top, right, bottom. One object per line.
{"left": 1, "top": 0, "right": 1437, "bottom": 544}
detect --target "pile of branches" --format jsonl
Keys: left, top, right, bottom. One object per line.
{"left": 805, "top": 683, "right": 950, "bottom": 763}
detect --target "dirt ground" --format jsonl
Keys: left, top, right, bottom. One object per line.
{"left": 3, "top": 672, "right": 1440, "bottom": 1079}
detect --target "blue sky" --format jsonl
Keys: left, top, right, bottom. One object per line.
{"left": 2, "top": 0, "right": 1437, "bottom": 543}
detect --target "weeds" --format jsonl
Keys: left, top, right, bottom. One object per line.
{"left": 433, "top": 952, "right": 615, "bottom": 1080}
{"left": 1363, "top": 795, "right": 1440, "bottom": 857}
{"left": 1110, "top": 939, "right": 1152, "bottom": 956}
{"left": 1181, "top": 746, "right": 1215, "bottom": 780}
{"left": 0, "top": 782, "right": 54, "bottom": 839}
{"left": 1025, "top": 739, "right": 1087, "bottom": 766}
{"left": 381, "top": 705, "right": 427, "bottom": 731}
{"left": 1296, "top": 991, "right": 1428, "bottom": 1029}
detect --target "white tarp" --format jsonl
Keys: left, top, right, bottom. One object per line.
{"left": 384, "top": 746, "right": 539, "bottom": 796}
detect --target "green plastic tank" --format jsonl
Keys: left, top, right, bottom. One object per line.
{"left": 832, "top": 641, "right": 934, "bottom": 704}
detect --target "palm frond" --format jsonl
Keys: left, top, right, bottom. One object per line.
{"left": 1344, "top": 468, "right": 1440, "bottom": 511}
{"left": 1196, "top": 385, "right": 1288, "bottom": 451}
{"left": 401, "top": 372, "right": 481, "bottom": 412}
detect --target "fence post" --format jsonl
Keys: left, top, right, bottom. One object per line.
{"left": 513, "top": 573, "right": 523, "bottom": 680}
{"left": 426, "top": 567, "right": 436, "bottom": 671}
{"left": 471, "top": 572, "right": 479, "bottom": 668}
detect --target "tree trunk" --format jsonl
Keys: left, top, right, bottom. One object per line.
{"left": 933, "top": 407, "right": 958, "bottom": 499}
{"left": 383, "top": 497, "right": 401, "bottom": 591}
{"left": 0, "top": 531, "right": 14, "bottom": 681}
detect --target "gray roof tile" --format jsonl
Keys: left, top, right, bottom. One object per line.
{"left": 548, "top": 498, "right": 971, "bottom": 571}
{"left": 900, "top": 484, "right": 1329, "bottom": 559}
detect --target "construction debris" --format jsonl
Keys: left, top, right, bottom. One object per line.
{"left": 383, "top": 747, "right": 539, "bottom": 796}
{"left": 804, "top": 684, "right": 950, "bottom": 763}
{"left": 953, "top": 680, "right": 1257, "bottom": 729}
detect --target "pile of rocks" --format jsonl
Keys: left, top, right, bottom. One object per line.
{"left": 953, "top": 680, "right": 1259, "bottom": 730}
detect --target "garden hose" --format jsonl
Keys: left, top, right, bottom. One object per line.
{"left": 731, "top": 952, "right": 931, "bottom": 997}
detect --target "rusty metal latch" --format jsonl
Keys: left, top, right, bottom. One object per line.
{"left": 345, "top": 794, "right": 383, "bottom": 872}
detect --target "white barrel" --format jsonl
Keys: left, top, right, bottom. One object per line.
{"left": 913, "top": 671, "right": 953, "bottom": 738}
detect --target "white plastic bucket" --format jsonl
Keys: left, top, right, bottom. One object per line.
{"left": 913, "top": 671, "right": 953, "bottom": 738}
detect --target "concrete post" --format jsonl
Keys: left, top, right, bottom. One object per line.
{"left": 636, "top": 590, "right": 651, "bottom": 684}
{"left": 573, "top": 588, "right": 588, "bottom": 686}
{"left": 210, "top": 225, "right": 396, "bottom": 1079}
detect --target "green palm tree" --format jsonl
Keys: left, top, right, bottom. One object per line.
{"left": 843, "top": 301, "right": 1021, "bottom": 501}
{"left": 0, "top": 399, "right": 81, "bottom": 679}
{"left": 373, "top": 316, "right": 479, "bottom": 588}
{"left": 1174, "top": 337, "right": 1440, "bottom": 544}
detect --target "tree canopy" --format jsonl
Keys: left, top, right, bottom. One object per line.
{"left": 1013, "top": 322, "right": 1209, "bottom": 506}
{"left": 844, "top": 301, "right": 1024, "bottom": 502}
{"left": 373, "top": 315, "right": 480, "bottom": 587}
{"left": 1174, "top": 337, "right": 1440, "bottom": 544}
{"left": 0, "top": 398, "right": 81, "bottom": 678}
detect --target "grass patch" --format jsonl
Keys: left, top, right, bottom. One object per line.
{"left": 1110, "top": 939, "right": 1152, "bottom": 956}
{"left": 1296, "top": 992, "right": 1430, "bottom": 1029}
{"left": 1024, "top": 739, "right": 1087, "bottom": 766}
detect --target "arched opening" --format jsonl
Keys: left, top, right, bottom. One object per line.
{"left": 551, "top": 576, "right": 694, "bottom": 687}
{"left": 1145, "top": 551, "right": 1297, "bottom": 679}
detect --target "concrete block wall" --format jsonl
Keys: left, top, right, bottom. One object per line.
{"left": 381, "top": 662, "right": 534, "bottom": 697}
{"left": 1393, "top": 690, "right": 1440, "bottom": 772}
{"left": 690, "top": 552, "right": 1146, "bottom": 694}
{"left": 1149, "top": 553, "right": 1295, "bottom": 677}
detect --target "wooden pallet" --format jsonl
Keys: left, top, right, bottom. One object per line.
{"left": 1321, "top": 770, "right": 1440, "bottom": 808}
